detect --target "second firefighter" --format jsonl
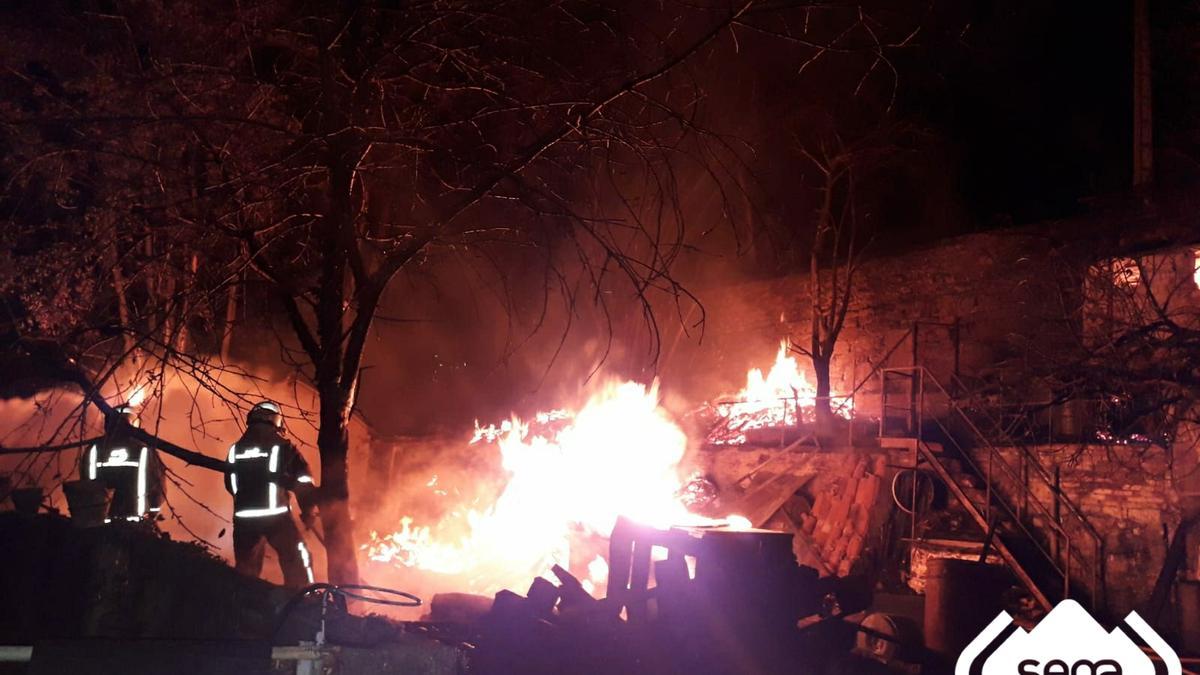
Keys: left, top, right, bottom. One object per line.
{"left": 225, "top": 401, "right": 318, "bottom": 587}
{"left": 82, "top": 404, "right": 166, "bottom": 523}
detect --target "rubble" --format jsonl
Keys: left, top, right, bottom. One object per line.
{"left": 467, "top": 517, "right": 892, "bottom": 675}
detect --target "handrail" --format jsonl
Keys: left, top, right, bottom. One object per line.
{"left": 948, "top": 389, "right": 1105, "bottom": 609}
{"left": 882, "top": 365, "right": 1104, "bottom": 606}
{"left": 910, "top": 437, "right": 1054, "bottom": 610}
{"left": 709, "top": 322, "right": 927, "bottom": 425}
{"left": 831, "top": 327, "right": 916, "bottom": 416}
{"left": 945, "top": 373, "right": 1105, "bottom": 549}
{"left": 898, "top": 368, "right": 1076, "bottom": 536}
{"left": 884, "top": 369, "right": 1077, "bottom": 527}
{"left": 927, "top": 412, "right": 1069, "bottom": 582}
{"left": 930, "top": 367, "right": 1100, "bottom": 604}
{"left": 706, "top": 327, "right": 915, "bottom": 447}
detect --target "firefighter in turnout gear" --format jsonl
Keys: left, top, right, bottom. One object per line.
{"left": 225, "top": 401, "right": 318, "bottom": 587}
{"left": 81, "top": 404, "right": 166, "bottom": 523}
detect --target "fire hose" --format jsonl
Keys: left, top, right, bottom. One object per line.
{"left": 273, "top": 583, "right": 422, "bottom": 647}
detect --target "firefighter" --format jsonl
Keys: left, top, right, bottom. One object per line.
{"left": 81, "top": 404, "right": 165, "bottom": 523}
{"left": 225, "top": 401, "right": 318, "bottom": 587}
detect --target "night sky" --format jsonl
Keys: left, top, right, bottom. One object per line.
{"left": 924, "top": 1, "right": 1133, "bottom": 225}
{"left": 737, "top": 1, "right": 1140, "bottom": 243}
{"left": 2, "top": 0, "right": 1197, "bottom": 431}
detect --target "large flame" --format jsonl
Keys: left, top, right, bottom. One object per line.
{"left": 365, "top": 380, "right": 738, "bottom": 593}
{"left": 707, "top": 341, "right": 853, "bottom": 445}
{"left": 125, "top": 384, "right": 147, "bottom": 408}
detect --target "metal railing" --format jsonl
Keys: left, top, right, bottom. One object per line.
{"left": 880, "top": 366, "right": 1104, "bottom": 608}
{"left": 944, "top": 373, "right": 1107, "bottom": 590}
{"left": 704, "top": 325, "right": 921, "bottom": 448}
{"left": 706, "top": 321, "right": 956, "bottom": 447}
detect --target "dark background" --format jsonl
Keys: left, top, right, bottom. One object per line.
{"left": 3, "top": 0, "right": 1197, "bottom": 435}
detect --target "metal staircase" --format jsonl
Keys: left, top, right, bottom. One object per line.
{"left": 879, "top": 366, "right": 1105, "bottom": 613}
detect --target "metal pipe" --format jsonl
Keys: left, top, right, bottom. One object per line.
{"left": 0, "top": 646, "right": 32, "bottom": 662}
{"left": 272, "top": 645, "right": 328, "bottom": 661}
{"left": 0, "top": 645, "right": 330, "bottom": 663}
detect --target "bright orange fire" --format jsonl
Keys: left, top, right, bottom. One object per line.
{"left": 707, "top": 341, "right": 853, "bottom": 445}
{"left": 126, "top": 384, "right": 147, "bottom": 408}
{"left": 365, "top": 380, "right": 745, "bottom": 594}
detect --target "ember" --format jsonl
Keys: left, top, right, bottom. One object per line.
{"left": 706, "top": 341, "right": 853, "bottom": 445}
{"left": 365, "top": 380, "right": 746, "bottom": 593}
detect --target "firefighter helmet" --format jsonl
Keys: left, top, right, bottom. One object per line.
{"left": 105, "top": 404, "right": 140, "bottom": 434}
{"left": 248, "top": 401, "right": 283, "bottom": 429}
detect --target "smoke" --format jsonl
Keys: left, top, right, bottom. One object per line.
{"left": 0, "top": 44, "right": 836, "bottom": 602}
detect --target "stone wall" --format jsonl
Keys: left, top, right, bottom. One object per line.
{"left": 662, "top": 229, "right": 1072, "bottom": 414}
{"left": 671, "top": 227, "right": 1192, "bottom": 619}
{"left": 989, "top": 443, "right": 1180, "bottom": 618}
{"left": 0, "top": 514, "right": 279, "bottom": 642}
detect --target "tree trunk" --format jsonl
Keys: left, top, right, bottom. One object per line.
{"left": 317, "top": 387, "right": 360, "bottom": 585}
{"left": 172, "top": 253, "right": 198, "bottom": 354}
{"left": 812, "top": 353, "right": 834, "bottom": 440}
{"left": 220, "top": 281, "right": 238, "bottom": 362}
{"left": 110, "top": 259, "right": 136, "bottom": 362}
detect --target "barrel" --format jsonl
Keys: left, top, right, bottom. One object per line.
{"left": 923, "top": 558, "right": 1011, "bottom": 657}
{"left": 64, "top": 480, "right": 111, "bottom": 527}
{"left": 10, "top": 487, "right": 44, "bottom": 516}
{"left": 1179, "top": 580, "right": 1200, "bottom": 653}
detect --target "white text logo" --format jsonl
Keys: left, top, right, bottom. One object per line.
{"left": 956, "top": 600, "right": 1180, "bottom": 675}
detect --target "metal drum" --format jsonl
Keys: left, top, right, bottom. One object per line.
{"left": 64, "top": 480, "right": 112, "bottom": 528}
{"left": 923, "top": 557, "right": 1010, "bottom": 658}
{"left": 1178, "top": 580, "right": 1200, "bottom": 654}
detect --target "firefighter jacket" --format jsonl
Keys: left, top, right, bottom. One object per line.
{"left": 224, "top": 424, "right": 316, "bottom": 519}
{"left": 82, "top": 434, "right": 165, "bottom": 521}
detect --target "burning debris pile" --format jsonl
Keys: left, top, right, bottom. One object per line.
{"left": 361, "top": 342, "right": 857, "bottom": 598}
{"left": 699, "top": 342, "right": 854, "bottom": 446}
{"left": 364, "top": 381, "right": 747, "bottom": 596}
{"left": 458, "top": 517, "right": 879, "bottom": 675}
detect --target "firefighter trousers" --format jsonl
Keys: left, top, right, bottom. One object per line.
{"left": 232, "top": 513, "right": 313, "bottom": 588}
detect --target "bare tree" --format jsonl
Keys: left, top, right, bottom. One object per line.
{"left": 1, "top": 0, "right": 925, "bottom": 582}
{"left": 786, "top": 122, "right": 916, "bottom": 434}
{"left": 2, "top": 0, "right": 762, "bottom": 583}
{"left": 1052, "top": 246, "right": 1200, "bottom": 444}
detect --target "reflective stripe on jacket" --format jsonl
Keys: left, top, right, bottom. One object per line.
{"left": 83, "top": 436, "right": 164, "bottom": 519}
{"left": 224, "top": 425, "right": 314, "bottom": 519}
